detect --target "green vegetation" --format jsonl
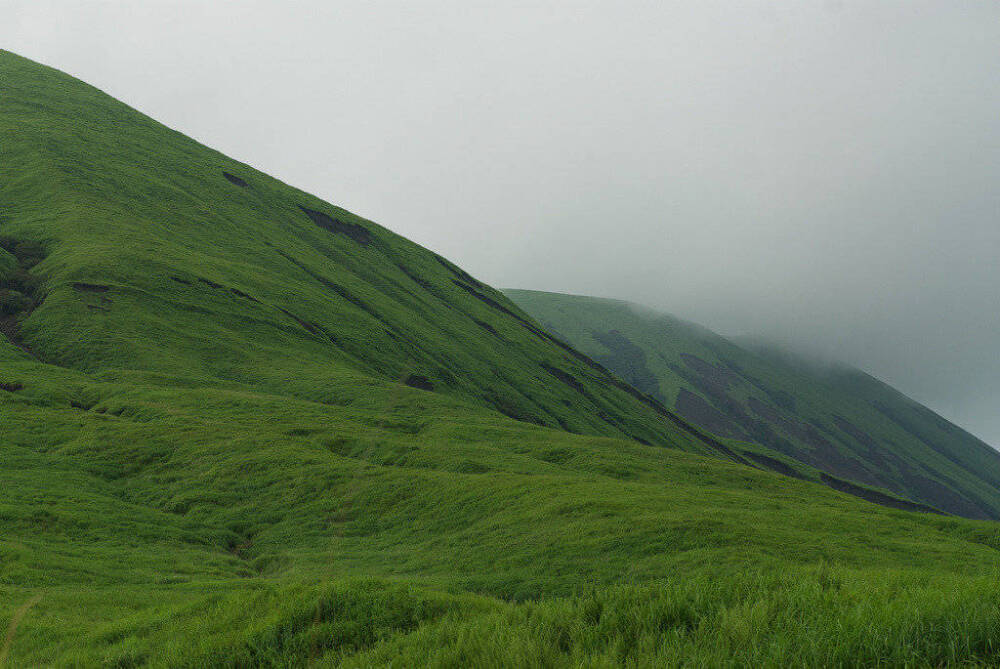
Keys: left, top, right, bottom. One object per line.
{"left": 3, "top": 51, "right": 1000, "bottom": 666}
{"left": 507, "top": 289, "right": 1000, "bottom": 519}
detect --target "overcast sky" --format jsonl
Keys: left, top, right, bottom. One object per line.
{"left": 5, "top": 1, "right": 998, "bottom": 445}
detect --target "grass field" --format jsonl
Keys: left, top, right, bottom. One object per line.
{"left": 3, "top": 50, "right": 1000, "bottom": 666}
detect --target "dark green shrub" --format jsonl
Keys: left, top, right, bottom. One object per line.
{"left": 0, "top": 289, "right": 31, "bottom": 315}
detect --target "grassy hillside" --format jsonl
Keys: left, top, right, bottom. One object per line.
{"left": 506, "top": 289, "right": 1000, "bottom": 519}
{"left": 0, "top": 49, "right": 730, "bottom": 459}
{"left": 4, "top": 51, "right": 1000, "bottom": 666}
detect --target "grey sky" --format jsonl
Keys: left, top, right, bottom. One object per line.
{"left": 5, "top": 1, "right": 999, "bottom": 445}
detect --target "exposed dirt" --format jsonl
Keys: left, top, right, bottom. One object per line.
{"left": 222, "top": 171, "right": 249, "bottom": 188}
{"left": 299, "top": 206, "right": 372, "bottom": 246}
{"left": 403, "top": 374, "right": 434, "bottom": 391}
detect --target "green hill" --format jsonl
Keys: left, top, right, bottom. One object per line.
{"left": 4, "top": 51, "right": 1000, "bottom": 666}
{"left": 506, "top": 289, "right": 1000, "bottom": 519}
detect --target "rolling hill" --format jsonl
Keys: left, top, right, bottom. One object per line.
{"left": 4, "top": 51, "right": 1000, "bottom": 666}
{"left": 506, "top": 289, "right": 1000, "bottom": 519}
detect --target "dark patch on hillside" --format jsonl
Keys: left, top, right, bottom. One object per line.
{"left": 720, "top": 358, "right": 797, "bottom": 412}
{"left": 742, "top": 451, "right": 805, "bottom": 479}
{"left": 273, "top": 249, "right": 389, "bottom": 327}
{"left": 674, "top": 389, "right": 744, "bottom": 439}
{"left": 540, "top": 362, "right": 584, "bottom": 394}
{"left": 592, "top": 372, "right": 753, "bottom": 466}
{"left": 0, "top": 237, "right": 47, "bottom": 354}
{"left": 742, "top": 398, "right": 883, "bottom": 489}
{"left": 452, "top": 281, "right": 614, "bottom": 377}
{"left": 482, "top": 390, "right": 547, "bottom": 427}
{"left": 591, "top": 330, "right": 661, "bottom": 397}
{"left": 680, "top": 353, "right": 741, "bottom": 390}
{"left": 403, "top": 375, "right": 434, "bottom": 391}
{"left": 230, "top": 287, "right": 260, "bottom": 303}
{"left": 819, "top": 473, "right": 945, "bottom": 515}
{"left": 278, "top": 308, "right": 320, "bottom": 335}
{"left": 72, "top": 282, "right": 110, "bottom": 293}
{"left": 170, "top": 276, "right": 192, "bottom": 285}
{"left": 222, "top": 171, "right": 249, "bottom": 188}
{"left": 299, "top": 206, "right": 372, "bottom": 246}
{"left": 832, "top": 415, "right": 878, "bottom": 451}
{"left": 434, "top": 254, "right": 483, "bottom": 288}
{"left": 662, "top": 357, "right": 891, "bottom": 492}
{"left": 900, "top": 469, "right": 991, "bottom": 519}
{"left": 394, "top": 262, "right": 434, "bottom": 291}
{"left": 0, "top": 237, "right": 45, "bottom": 269}
{"left": 873, "top": 401, "right": 1000, "bottom": 491}
{"left": 198, "top": 277, "right": 222, "bottom": 289}
{"left": 539, "top": 362, "right": 594, "bottom": 402}
{"left": 669, "top": 362, "right": 750, "bottom": 426}
{"left": 0, "top": 381, "right": 23, "bottom": 392}
{"left": 473, "top": 318, "right": 500, "bottom": 337}
{"left": 327, "top": 283, "right": 376, "bottom": 317}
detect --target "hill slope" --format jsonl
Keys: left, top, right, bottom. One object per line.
{"left": 5, "top": 52, "right": 1000, "bottom": 666}
{"left": 506, "top": 289, "right": 1000, "bottom": 519}
{"left": 0, "top": 49, "right": 756, "bottom": 462}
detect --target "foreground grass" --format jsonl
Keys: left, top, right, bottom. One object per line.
{"left": 8, "top": 568, "right": 1000, "bottom": 666}
{"left": 4, "top": 343, "right": 1000, "bottom": 666}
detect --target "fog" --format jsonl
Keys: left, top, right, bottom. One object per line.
{"left": 5, "top": 2, "right": 998, "bottom": 444}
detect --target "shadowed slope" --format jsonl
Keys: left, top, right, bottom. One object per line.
{"left": 507, "top": 289, "right": 1000, "bottom": 518}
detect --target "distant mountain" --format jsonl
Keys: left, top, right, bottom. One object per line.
{"left": 507, "top": 289, "right": 1000, "bottom": 518}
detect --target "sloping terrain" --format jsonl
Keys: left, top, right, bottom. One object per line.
{"left": 506, "top": 289, "right": 1000, "bottom": 519}
{"left": 4, "top": 51, "right": 1000, "bottom": 666}
{"left": 0, "top": 49, "right": 756, "bottom": 462}
{"left": 6, "top": 337, "right": 1000, "bottom": 666}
